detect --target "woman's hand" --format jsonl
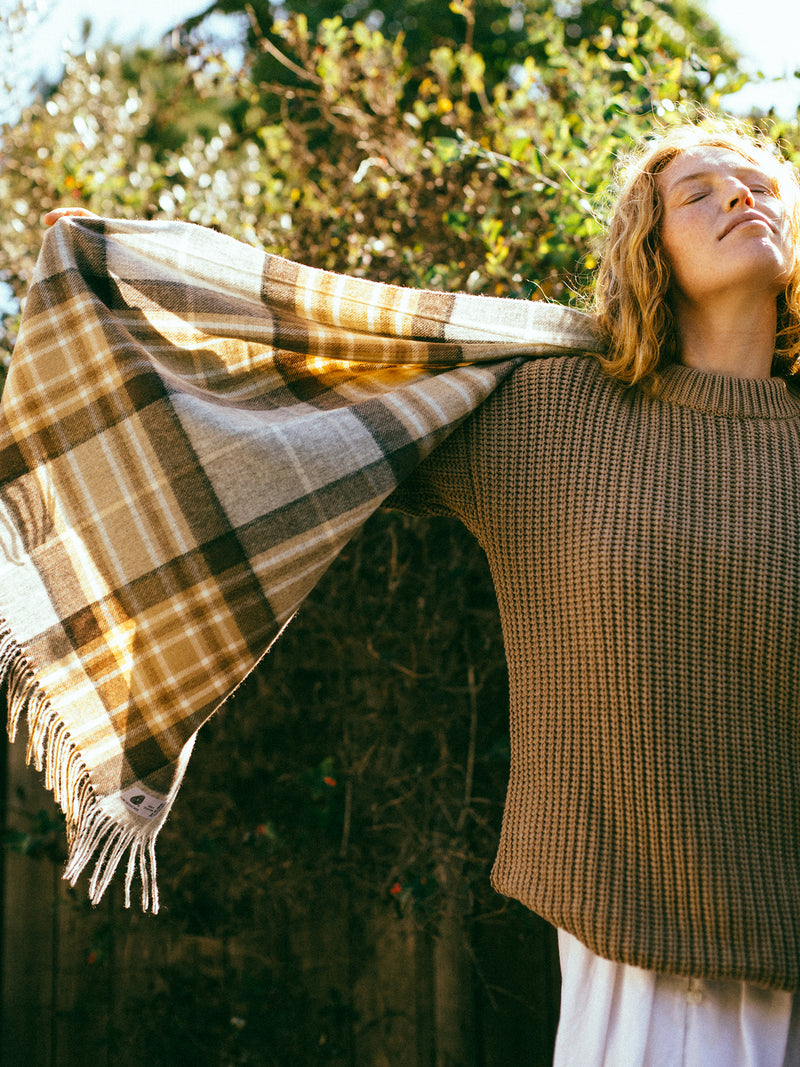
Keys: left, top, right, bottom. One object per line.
{"left": 43, "top": 207, "right": 100, "bottom": 227}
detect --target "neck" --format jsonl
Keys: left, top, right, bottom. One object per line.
{"left": 673, "top": 291, "right": 778, "bottom": 379}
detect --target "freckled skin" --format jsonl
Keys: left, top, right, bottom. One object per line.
{"left": 658, "top": 147, "right": 793, "bottom": 307}
{"left": 656, "top": 146, "right": 796, "bottom": 378}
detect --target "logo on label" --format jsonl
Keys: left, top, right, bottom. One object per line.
{"left": 121, "top": 787, "right": 166, "bottom": 819}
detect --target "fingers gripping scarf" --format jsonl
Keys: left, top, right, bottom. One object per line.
{"left": 0, "top": 217, "right": 599, "bottom": 910}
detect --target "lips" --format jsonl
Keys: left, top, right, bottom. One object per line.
{"left": 719, "top": 212, "right": 773, "bottom": 240}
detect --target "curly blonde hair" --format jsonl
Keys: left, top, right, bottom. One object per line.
{"left": 592, "top": 119, "right": 800, "bottom": 386}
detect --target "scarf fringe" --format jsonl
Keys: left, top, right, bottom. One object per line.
{"left": 2, "top": 624, "right": 160, "bottom": 912}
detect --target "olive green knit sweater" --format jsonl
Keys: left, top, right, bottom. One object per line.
{"left": 391, "top": 353, "right": 800, "bottom": 990}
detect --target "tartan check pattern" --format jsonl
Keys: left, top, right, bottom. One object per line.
{"left": 0, "top": 216, "right": 600, "bottom": 910}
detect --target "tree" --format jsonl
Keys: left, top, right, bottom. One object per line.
{"left": 184, "top": 0, "right": 743, "bottom": 99}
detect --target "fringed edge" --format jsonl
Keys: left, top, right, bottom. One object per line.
{"left": 63, "top": 795, "right": 159, "bottom": 912}
{"left": 1, "top": 623, "right": 162, "bottom": 913}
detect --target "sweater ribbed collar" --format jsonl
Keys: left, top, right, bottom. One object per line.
{"left": 657, "top": 363, "right": 800, "bottom": 420}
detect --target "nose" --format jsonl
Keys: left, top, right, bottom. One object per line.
{"left": 724, "top": 179, "right": 755, "bottom": 210}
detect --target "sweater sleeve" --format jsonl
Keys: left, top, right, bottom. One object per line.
{"left": 384, "top": 416, "right": 481, "bottom": 530}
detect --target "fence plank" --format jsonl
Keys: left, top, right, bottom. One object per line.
{"left": 2, "top": 740, "right": 57, "bottom": 1067}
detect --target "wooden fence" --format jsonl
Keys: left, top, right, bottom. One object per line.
{"left": 2, "top": 738, "right": 561, "bottom": 1067}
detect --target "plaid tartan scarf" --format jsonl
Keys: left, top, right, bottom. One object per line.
{"left": 0, "top": 216, "right": 599, "bottom": 910}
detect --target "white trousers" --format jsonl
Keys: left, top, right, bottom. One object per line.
{"left": 553, "top": 930, "right": 800, "bottom": 1067}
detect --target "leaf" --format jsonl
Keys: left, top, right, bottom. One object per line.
{"left": 431, "top": 137, "right": 463, "bottom": 164}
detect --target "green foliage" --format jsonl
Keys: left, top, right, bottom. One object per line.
{"left": 192, "top": 0, "right": 742, "bottom": 100}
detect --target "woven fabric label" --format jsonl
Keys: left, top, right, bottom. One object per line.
{"left": 121, "top": 787, "right": 166, "bottom": 819}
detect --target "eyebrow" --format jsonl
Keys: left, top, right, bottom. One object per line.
{"left": 667, "top": 167, "right": 772, "bottom": 192}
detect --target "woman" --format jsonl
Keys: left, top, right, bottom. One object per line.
{"left": 387, "top": 120, "right": 800, "bottom": 1064}
{"left": 46, "top": 119, "right": 800, "bottom": 1063}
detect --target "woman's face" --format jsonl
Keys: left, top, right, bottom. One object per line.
{"left": 656, "top": 145, "right": 795, "bottom": 308}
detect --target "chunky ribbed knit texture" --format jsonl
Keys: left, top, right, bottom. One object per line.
{"left": 392, "top": 354, "right": 800, "bottom": 990}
